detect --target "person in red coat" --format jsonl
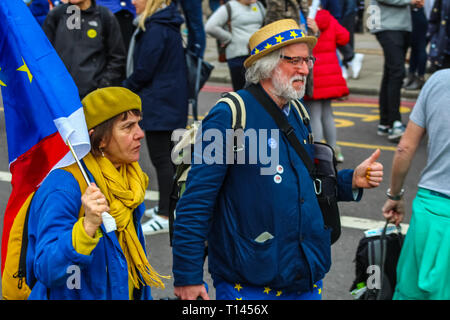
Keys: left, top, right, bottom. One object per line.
{"left": 304, "top": 8, "right": 349, "bottom": 162}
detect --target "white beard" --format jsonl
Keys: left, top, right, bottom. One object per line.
{"left": 271, "top": 68, "right": 307, "bottom": 101}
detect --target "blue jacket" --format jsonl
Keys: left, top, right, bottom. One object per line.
{"left": 26, "top": 168, "right": 152, "bottom": 300}
{"left": 96, "top": 0, "right": 135, "bottom": 15}
{"left": 172, "top": 88, "right": 361, "bottom": 293}
{"left": 123, "top": 3, "right": 188, "bottom": 131}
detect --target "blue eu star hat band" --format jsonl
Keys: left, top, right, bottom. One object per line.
{"left": 244, "top": 19, "right": 317, "bottom": 68}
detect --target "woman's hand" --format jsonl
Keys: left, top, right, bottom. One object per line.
{"left": 81, "top": 183, "right": 109, "bottom": 237}
{"left": 352, "top": 149, "right": 384, "bottom": 189}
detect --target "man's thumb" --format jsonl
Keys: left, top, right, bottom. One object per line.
{"left": 368, "top": 148, "right": 381, "bottom": 163}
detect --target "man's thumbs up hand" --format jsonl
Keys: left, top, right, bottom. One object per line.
{"left": 352, "top": 148, "right": 384, "bottom": 189}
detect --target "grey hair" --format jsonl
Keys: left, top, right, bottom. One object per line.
{"left": 245, "top": 48, "right": 283, "bottom": 84}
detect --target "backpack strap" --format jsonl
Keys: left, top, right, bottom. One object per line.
{"left": 61, "top": 163, "right": 89, "bottom": 219}
{"left": 216, "top": 91, "right": 246, "bottom": 130}
{"left": 290, "top": 99, "right": 314, "bottom": 144}
{"left": 290, "top": 99, "right": 310, "bottom": 126}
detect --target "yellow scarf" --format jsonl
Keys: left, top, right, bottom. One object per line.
{"left": 82, "top": 153, "right": 169, "bottom": 289}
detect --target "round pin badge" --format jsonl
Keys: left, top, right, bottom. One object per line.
{"left": 87, "top": 29, "right": 97, "bottom": 38}
{"left": 268, "top": 137, "right": 278, "bottom": 149}
{"left": 274, "top": 174, "right": 282, "bottom": 184}
{"left": 276, "top": 165, "right": 284, "bottom": 174}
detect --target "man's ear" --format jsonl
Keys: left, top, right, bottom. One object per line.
{"left": 88, "top": 129, "right": 94, "bottom": 136}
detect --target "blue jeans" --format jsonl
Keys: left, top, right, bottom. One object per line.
{"left": 409, "top": 8, "right": 428, "bottom": 76}
{"left": 180, "top": 0, "right": 206, "bottom": 58}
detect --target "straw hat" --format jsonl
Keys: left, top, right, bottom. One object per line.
{"left": 244, "top": 19, "right": 317, "bottom": 68}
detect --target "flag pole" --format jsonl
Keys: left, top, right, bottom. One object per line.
{"left": 66, "top": 139, "right": 117, "bottom": 232}
{"left": 66, "top": 139, "right": 91, "bottom": 186}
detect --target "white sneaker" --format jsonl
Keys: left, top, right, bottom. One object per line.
{"left": 334, "top": 146, "right": 344, "bottom": 163}
{"left": 142, "top": 214, "right": 169, "bottom": 235}
{"left": 350, "top": 53, "right": 364, "bottom": 79}
{"left": 388, "top": 121, "right": 405, "bottom": 142}
{"left": 144, "top": 205, "right": 158, "bottom": 218}
{"left": 341, "top": 65, "right": 348, "bottom": 80}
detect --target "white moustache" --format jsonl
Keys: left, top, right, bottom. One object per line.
{"left": 290, "top": 75, "right": 306, "bottom": 84}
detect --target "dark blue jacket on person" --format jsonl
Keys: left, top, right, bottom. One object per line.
{"left": 321, "top": 0, "right": 342, "bottom": 21}
{"left": 96, "top": 0, "right": 135, "bottom": 15}
{"left": 172, "top": 87, "right": 363, "bottom": 294}
{"left": 123, "top": 2, "right": 188, "bottom": 131}
{"left": 428, "top": 0, "right": 450, "bottom": 65}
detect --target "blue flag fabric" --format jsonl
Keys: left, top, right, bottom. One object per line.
{"left": 0, "top": 0, "right": 89, "bottom": 165}
{"left": 0, "top": 0, "right": 90, "bottom": 275}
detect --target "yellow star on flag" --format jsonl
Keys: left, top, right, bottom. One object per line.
{"left": 17, "top": 57, "right": 33, "bottom": 83}
{"left": 275, "top": 35, "right": 284, "bottom": 43}
{"left": 276, "top": 291, "right": 282, "bottom": 297}
{"left": 290, "top": 31, "right": 298, "bottom": 39}
{"left": 254, "top": 48, "right": 260, "bottom": 54}
{"left": 318, "top": 288, "right": 322, "bottom": 294}
{"left": 0, "top": 67, "right": 6, "bottom": 87}
{"left": 236, "top": 297, "right": 242, "bottom": 300}
{"left": 234, "top": 283, "right": 243, "bottom": 292}
{"left": 263, "top": 287, "right": 271, "bottom": 294}
{"left": 264, "top": 43, "right": 272, "bottom": 50}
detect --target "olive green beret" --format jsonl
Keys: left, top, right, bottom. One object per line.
{"left": 81, "top": 87, "right": 142, "bottom": 130}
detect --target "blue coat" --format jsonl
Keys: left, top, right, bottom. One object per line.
{"left": 428, "top": 0, "right": 450, "bottom": 66}
{"left": 96, "top": 0, "right": 135, "bottom": 15}
{"left": 123, "top": 3, "right": 188, "bottom": 131}
{"left": 172, "top": 88, "right": 362, "bottom": 293}
{"left": 26, "top": 168, "right": 152, "bottom": 300}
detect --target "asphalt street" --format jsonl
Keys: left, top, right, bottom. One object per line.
{"left": 0, "top": 83, "right": 427, "bottom": 300}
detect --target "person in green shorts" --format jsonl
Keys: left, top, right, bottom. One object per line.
{"left": 382, "top": 69, "right": 450, "bottom": 300}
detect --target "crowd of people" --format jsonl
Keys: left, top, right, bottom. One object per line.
{"left": 17, "top": 0, "right": 450, "bottom": 300}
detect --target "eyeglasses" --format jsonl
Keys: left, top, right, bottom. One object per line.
{"left": 280, "top": 55, "right": 316, "bottom": 68}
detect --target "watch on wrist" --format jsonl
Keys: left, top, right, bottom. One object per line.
{"left": 386, "top": 188, "right": 404, "bottom": 200}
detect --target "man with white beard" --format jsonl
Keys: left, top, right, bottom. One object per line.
{"left": 172, "top": 19, "right": 384, "bottom": 300}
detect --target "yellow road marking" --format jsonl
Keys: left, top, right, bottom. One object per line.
{"left": 337, "top": 141, "right": 397, "bottom": 152}
{"left": 333, "top": 111, "right": 380, "bottom": 122}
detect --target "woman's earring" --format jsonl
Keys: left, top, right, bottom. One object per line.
{"left": 99, "top": 148, "right": 105, "bottom": 157}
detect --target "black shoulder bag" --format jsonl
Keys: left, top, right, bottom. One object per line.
{"left": 246, "top": 84, "right": 341, "bottom": 244}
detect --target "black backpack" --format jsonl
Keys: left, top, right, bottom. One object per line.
{"left": 350, "top": 222, "right": 404, "bottom": 300}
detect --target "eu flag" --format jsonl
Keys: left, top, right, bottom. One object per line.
{"left": 0, "top": 0, "right": 90, "bottom": 284}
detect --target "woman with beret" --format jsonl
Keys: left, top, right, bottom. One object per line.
{"left": 123, "top": 0, "right": 188, "bottom": 234}
{"left": 25, "top": 87, "right": 168, "bottom": 300}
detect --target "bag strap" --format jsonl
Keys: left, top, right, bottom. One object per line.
{"left": 246, "top": 84, "right": 316, "bottom": 177}
{"left": 225, "top": 2, "right": 232, "bottom": 32}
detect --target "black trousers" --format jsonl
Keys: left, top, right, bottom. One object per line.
{"left": 375, "top": 30, "right": 410, "bottom": 126}
{"left": 145, "top": 131, "right": 175, "bottom": 217}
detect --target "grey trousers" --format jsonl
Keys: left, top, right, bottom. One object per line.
{"left": 308, "top": 99, "right": 337, "bottom": 148}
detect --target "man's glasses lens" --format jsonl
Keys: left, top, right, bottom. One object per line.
{"left": 280, "top": 55, "right": 316, "bottom": 68}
